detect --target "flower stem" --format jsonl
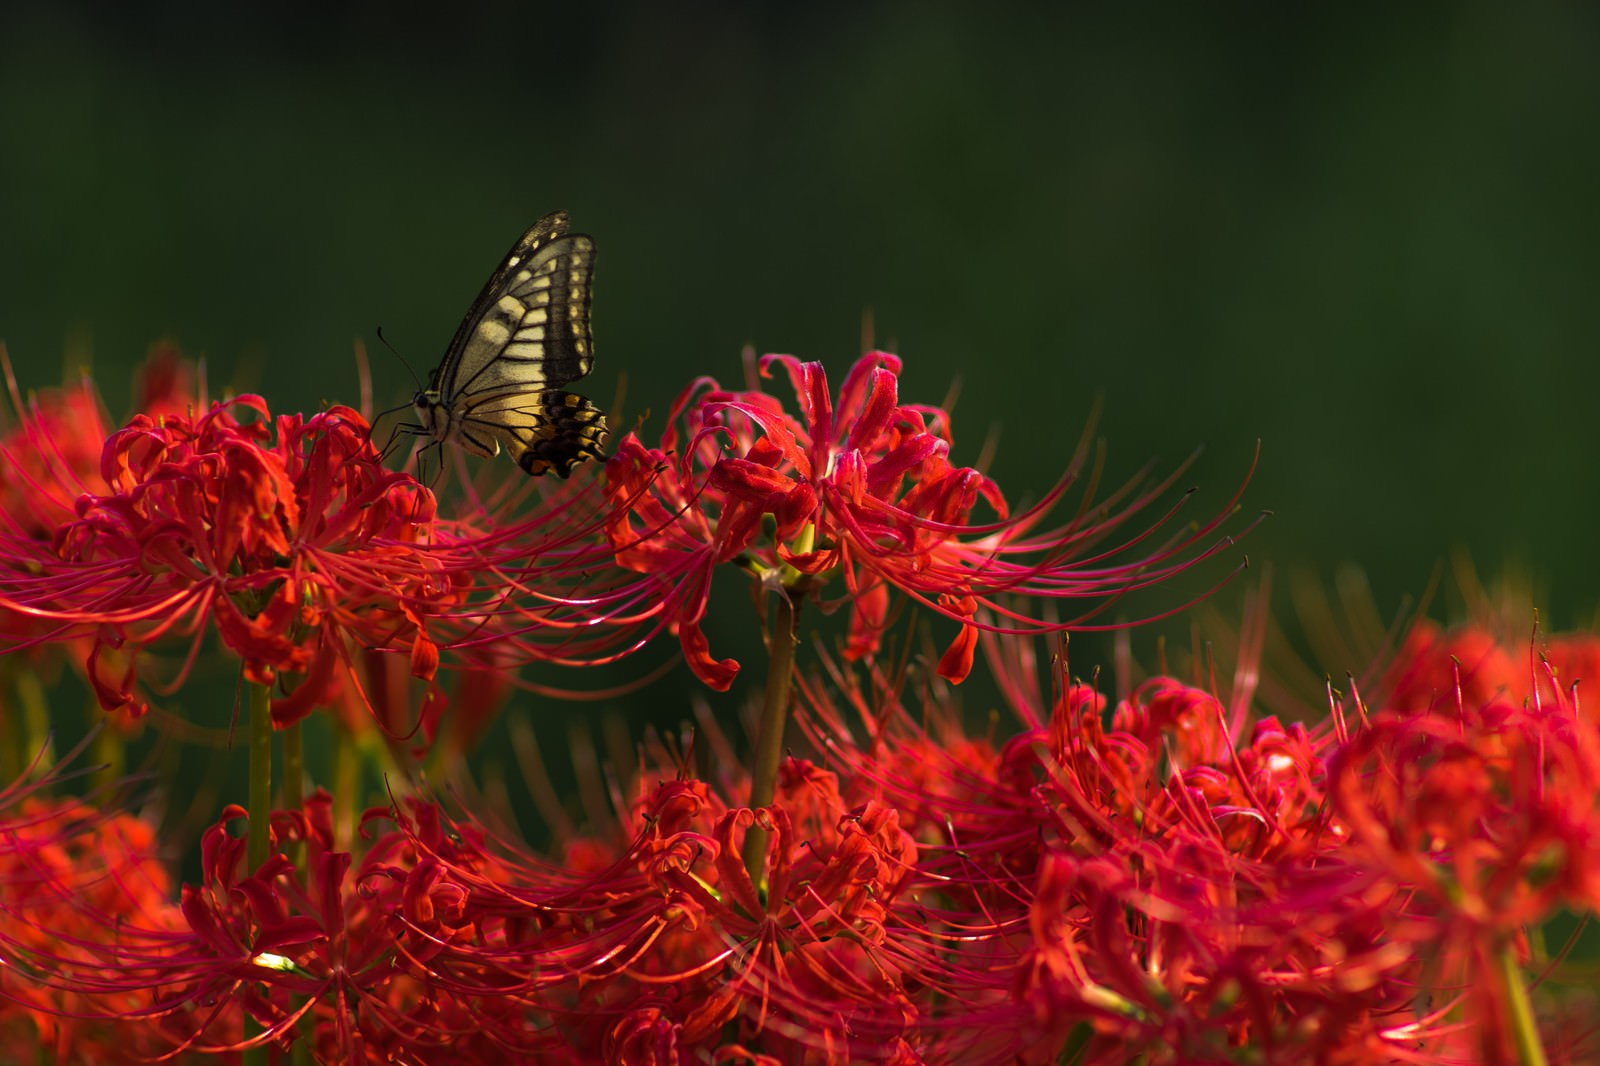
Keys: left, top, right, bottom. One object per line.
{"left": 90, "top": 721, "right": 123, "bottom": 793}
{"left": 247, "top": 679, "right": 273, "bottom": 873}
{"left": 14, "top": 665, "right": 53, "bottom": 771}
{"left": 1495, "top": 941, "right": 1548, "bottom": 1066}
{"left": 281, "top": 722, "right": 304, "bottom": 808}
{"left": 243, "top": 679, "right": 274, "bottom": 1066}
{"left": 742, "top": 587, "right": 798, "bottom": 888}
{"left": 334, "top": 729, "right": 359, "bottom": 852}
{"left": 282, "top": 719, "right": 305, "bottom": 870}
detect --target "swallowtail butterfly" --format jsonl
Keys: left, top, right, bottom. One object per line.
{"left": 411, "top": 212, "right": 607, "bottom": 477}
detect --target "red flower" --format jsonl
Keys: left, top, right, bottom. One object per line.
{"left": 0, "top": 377, "right": 110, "bottom": 542}
{"left": 0, "top": 391, "right": 622, "bottom": 727}
{"left": 794, "top": 636, "right": 1454, "bottom": 1063}
{"left": 1388, "top": 618, "right": 1600, "bottom": 722}
{"left": 604, "top": 352, "right": 1254, "bottom": 689}
{"left": 0, "top": 397, "right": 451, "bottom": 720}
{"left": 388, "top": 758, "right": 946, "bottom": 1063}
{"left": 174, "top": 796, "right": 547, "bottom": 1063}
{"left": 0, "top": 351, "right": 210, "bottom": 741}
{"left": 1, "top": 791, "right": 541, "bottom": 1064}
{"left": 0, "top": 346, "right": 197, "bottom": 547}
{"left": 0, "top": 784, "right": 190, "bottom": 1062}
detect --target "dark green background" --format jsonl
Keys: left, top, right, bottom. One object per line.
{"left": 4, "top": 3, "right": 1598, "bottom": 710}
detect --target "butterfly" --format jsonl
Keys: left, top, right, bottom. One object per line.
{"left": 410, "top": 211, "right": 608, "bottom": 477}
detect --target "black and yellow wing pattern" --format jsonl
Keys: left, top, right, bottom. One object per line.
{"left": 412, "top": 211, "right": 608, "bottom": 477}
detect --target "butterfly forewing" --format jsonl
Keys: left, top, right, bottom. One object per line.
{"left": 414, "top": 211, "right": 608, "bottom": 478}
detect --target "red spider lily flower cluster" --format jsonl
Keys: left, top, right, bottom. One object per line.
{"left": 0, "top": 390, "right": 617, "bottom": 727}
{"left": 602, "top": 352, "right": 1255, "bottom": 689}
{"left": 378, "top": 763, "right": 944, "bottom": 1063}
{"left": 23, "top": 617, "right": 1567, "bottom": 1064}
{"left": 1385, "top": 616, "right": 1600, "bottom": 717}
{"left": 0, "top": 790, "right": 535, "bottom": 1063}
{"left": 780, "top": 624, "right": 1600, "bottom": 1063}
{"left": 6, "top": 341, "right": 1596, "bottom": 1064}
{"left": 0, "top": 790, "right": 188, "bottom": 1061}
{"left": 0, "top": 348, "right": 202, "bottom": 717}
{"left": 0, "top": 396, "right": 452, "bottom": 720}
{"left": 6, "top": 615, "right": 1598, "bottom": 1065}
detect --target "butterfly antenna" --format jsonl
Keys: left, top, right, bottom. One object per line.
{"left": 376, "top": 326, "right": 424, "bottom": 392}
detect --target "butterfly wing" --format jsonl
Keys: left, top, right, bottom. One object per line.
{"left": 463, "top": 387, "right": 609, "bottom": 477}
{"left": 420, "top": 211, "right": 608, "bottom": 477}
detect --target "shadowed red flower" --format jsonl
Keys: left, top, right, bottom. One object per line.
{"left": 12, "top": 614, "right": 1589, "bottom": 1063}
{"left": 0, "top": 352, "right": 207, "bottom": 737}
{"left": 603, "top": 351, "right": 1256, "bottom": 689}
{"left": 178, "top": 795, "right": 554, "bottom": 1063}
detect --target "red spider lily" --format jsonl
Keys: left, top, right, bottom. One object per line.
{"left": 0, "top": 395, "right": 451, "bottom": 721}
{"left": 603, "top": 351, "right": 1256, "bottom": 690}
{"left": 176, "top": 796, "right": 551, "bottom": 1063}
{"left": 1328, "top": 657, "right": 1600, "bottom": 1064}
{"left": 0, "top": 792, "right": 542, "bottom": 1064}
{"left": 0, "top": 345, "right": 196, "bottom": 547}
{"left": 789, "top": 628, "right": 1600, "bottom": 1064}
{"left": 0, "top": 377, "right": 110, "bottom": 542}
{"left": 0, "top": 350, "right": 210, "bottom": 751}
{"left": 11, "top": 618, "right": 1594, "bottom": 1062}
{"left": 0, "top": 392, "right": 621, "bottom": 727}
{"left": 0, "top": 367, "right": 119, "bottom": 694}
{"left": 384, "top": 758, "right": 982, "bottom": 1064}
{"left": 1386, "top": 617, "right": 1600, "bottom": 720}
{"left": 0, "top": 791, "right": 191, "bottom": 1062}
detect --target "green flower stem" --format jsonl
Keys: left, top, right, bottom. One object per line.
{"left": 244, "top": 680, "right": 274, "bottom": 1066}
{"left": 1496, "top": 942, "right": 1548, "bottom": 1066}
{"left": 0, "top": 664, "right": 25, "bottom": 782}
{"left": 0, "top": 663, "right": 56, "bottom": 782}
{"left": 282, "top": 721, "right": 304, "bottom": 808}
{"left": 14, "top": 666, "right": 52, "bottom": 770}
{"left": 281, "top": 719, "right": 305, "bottom": 870}
{"left": 247, "top": 679, "right": 274, "bottom": 873}
{"left": 280, "top": 721, "right": 313, "bottom": 1066}
{"left": 742, "top": 587, "right": 799, "bottom": 890}
{"left": 90, "top": 721, "right": 123, "bottom": 792}
{"left": 334, "top": 728, "right": 360, "bottom": 851}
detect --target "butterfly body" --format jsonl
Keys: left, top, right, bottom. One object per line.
{"left": 412, "top": 211, "right": 608, "bottom": 477}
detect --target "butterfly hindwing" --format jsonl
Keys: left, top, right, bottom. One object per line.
{"left": 507, "top": 390, "right": 610, "bottom": 477}
{"left": 414, "top": 211, "right": 608, "bottom": 477}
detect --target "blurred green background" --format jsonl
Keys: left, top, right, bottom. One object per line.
{"left": 3, "top": 2, "right": 1598, "bottom": 714}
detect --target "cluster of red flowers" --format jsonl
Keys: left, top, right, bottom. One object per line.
{"left": 601, "top": 353, "right": 1252, "bottom": 689}
{"left": 6, "top": 618, "right": 1597, "bottom": 1063}
{"left": 0, "top": 354, "right": 616, "bottom": 731}
{"left": 1, "top": 349, "right": 1596, "bottom": 1064}
{"left": 0, "top": 784, "right": 187, "bottom": 1062}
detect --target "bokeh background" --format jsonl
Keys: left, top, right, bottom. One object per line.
{"left": 3, "top": 4, "right": 1598, "bottom": 740}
